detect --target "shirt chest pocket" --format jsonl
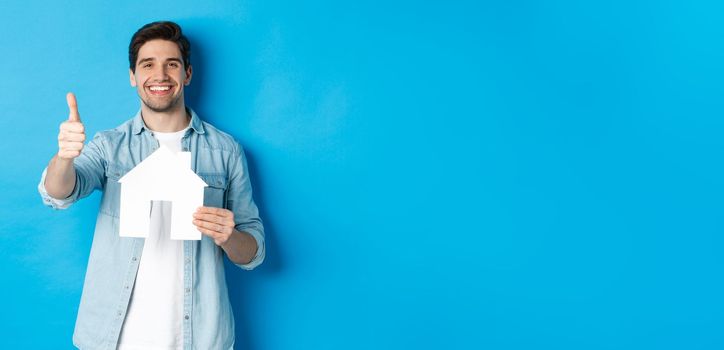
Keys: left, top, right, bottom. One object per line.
{"left": 101, "top": 165, "right": 132, "bottom": 218}
{"left": 200, "top": 173, "right": 228, "bottom": 208}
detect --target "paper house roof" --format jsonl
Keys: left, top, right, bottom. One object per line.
{"left": 119, "top": 145, "right": 207, "bottom": 190}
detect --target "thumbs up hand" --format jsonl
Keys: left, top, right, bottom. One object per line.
{"left": 57, "top": 92, "right": 86, "bottom": 160}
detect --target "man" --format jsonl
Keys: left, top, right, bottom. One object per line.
{"left": 38, "top": 21, "right": 265, "bottom": 350}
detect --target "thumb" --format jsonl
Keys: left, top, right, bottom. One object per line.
{"left": 66, "top": 92, "right": 81, "bottom": 122}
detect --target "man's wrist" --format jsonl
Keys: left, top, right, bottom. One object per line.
{"left": 52, "top": 154, "right": 75, "bottom": 168}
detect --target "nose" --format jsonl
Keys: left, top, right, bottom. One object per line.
{"left": 151, "top": 64, "right": 169, "bottom": 81}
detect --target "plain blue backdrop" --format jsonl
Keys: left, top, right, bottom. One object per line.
{"left": 2, "top": 0, "right": 724, "bottom": 349}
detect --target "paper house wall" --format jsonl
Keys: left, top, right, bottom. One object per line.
{"left": 118, "top": 145, "right": 208, "bottom": 240}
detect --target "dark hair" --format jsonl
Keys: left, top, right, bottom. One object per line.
{"left": 129, "top": 21, "right": 191, "bottom": 73}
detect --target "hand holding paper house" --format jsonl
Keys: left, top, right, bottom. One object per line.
{"left": 118, "top": 145, "right": 208, "bottom": 240}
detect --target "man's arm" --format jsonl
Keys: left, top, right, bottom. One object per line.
{"left": 45, "top": 156, "right": 78, "bottom": 199}
{"left": 193, "top": 144, "right": 265, "bottom": 269}
{"left": 45, "top": 93, "right": 86, "bottom": 199}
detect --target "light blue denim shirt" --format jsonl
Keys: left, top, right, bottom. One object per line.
{"left": 38, "top": 108, "right": 265, "bottom": 350}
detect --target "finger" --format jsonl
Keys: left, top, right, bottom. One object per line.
{"left": 59, "top": 141, "right": 84, "bottom": 151}
{"left": 196, "top": 206, "right": 232, "bottom": 217}
{"left": 66, "top": 92, "right": 81, "bottom": 122}
{"left": 196, "top": 227, "right": 227, "bottom": 245}
{"left": 192, "top": 213, "right": 221, "bottom": 224}
{"left": 195, "top": 225, "right": 232, "bottom": 244}
{"left": 192, "top": 212, "right": 230, "bottom": 225}
{"left": 60, "top": 121, "right": 85, "bottom": 134}
{"left": 193, "top": 218, "right": 223, "bottom": 233}
{"left": 58, "top": 132, "right": 86, "bottom": 142}
{"left": 193, "top": 219, "right": 233, "bottom": 234}
{"left": 196, "top": 226, "right": 220, "bottom": 238}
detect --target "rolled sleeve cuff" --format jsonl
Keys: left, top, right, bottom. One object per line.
{"left": 38, "top": 167, "right": 78, "bottom": 209}
{"left": 234, "top": 227, "right": 265, "bottom": 270}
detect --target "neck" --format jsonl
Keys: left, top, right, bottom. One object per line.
{"left": 140, "top": 102, "right": 190, "bottom": 132}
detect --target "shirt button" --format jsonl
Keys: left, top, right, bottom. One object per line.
{"left": 132, "top": 257, "right": 137, "bottom": 262}
{"left": 117, "top": 311, "right": 122, "bottom": 316}
{"left": 185, "top": 258, "right": 190, "bottom": 264}
{"left": 185, "top": 288, "right": 190, "bottom": 293}
{"left": 125, "top": 285, "right": 129, "bottom": 289}
{"left": 185, "top": 315, "right": 190, "bottom": 320}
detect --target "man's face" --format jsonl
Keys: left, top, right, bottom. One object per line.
{"left": 129, "top": 39, "right": 192, "bottom": 113}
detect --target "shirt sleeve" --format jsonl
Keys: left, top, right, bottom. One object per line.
{"left": 38, "top": 133, "right": 107, "bottom": 209}
{"left": 226, "top": 143, "right": 265, "bottom": 270}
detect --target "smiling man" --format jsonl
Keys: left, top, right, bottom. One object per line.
{"left": 38, "top": 21, "right": 265, "bottom": 350}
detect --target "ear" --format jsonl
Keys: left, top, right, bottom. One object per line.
{"left": 129, "top": 68, "right": 137, "bottom": 87}
{"left": 184, "top": 65, "right": 193, "bottom": 86}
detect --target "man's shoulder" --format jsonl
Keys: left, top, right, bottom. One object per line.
{"left": 199, "top": 120, "right": 242, "bottom": 154}
{"left": 90, "top": 117, "right": 135, "bottom": 143}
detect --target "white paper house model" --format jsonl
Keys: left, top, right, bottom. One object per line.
{"left": 118, "top": 145, "right": 208, "bottom": 240}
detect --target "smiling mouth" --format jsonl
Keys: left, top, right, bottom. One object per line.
{"left": 147, "top": 85, "right": 173, "bottom": 96}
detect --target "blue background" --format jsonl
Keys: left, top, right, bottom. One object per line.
{"left": 1, "top": 0, "right": 723, "bottom": 349}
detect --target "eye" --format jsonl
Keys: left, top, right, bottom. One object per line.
{"left": 169, "top": 62, "right": 179, "bottom": 68}
{"left": 143, "top": 63, "right": 152, "bottom": 69}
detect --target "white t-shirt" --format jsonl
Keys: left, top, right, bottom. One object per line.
{"left": 117, "top": 128, "right": 188, "bottom": 350}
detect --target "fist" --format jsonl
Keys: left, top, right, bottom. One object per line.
{"left": 57, "top": 92, "right": 86, "bottom": 160}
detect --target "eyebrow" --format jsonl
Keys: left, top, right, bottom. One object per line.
{"left": 137, "top": 57, "right": 183, "bottom": 65}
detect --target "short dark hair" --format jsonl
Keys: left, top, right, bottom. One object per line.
{"left": 129, "top": 21, "right": 191, "bottom": 73}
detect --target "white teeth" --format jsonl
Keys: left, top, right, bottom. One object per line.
{"left": 149, "top": 86, "right": 170, "bottom": 91}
